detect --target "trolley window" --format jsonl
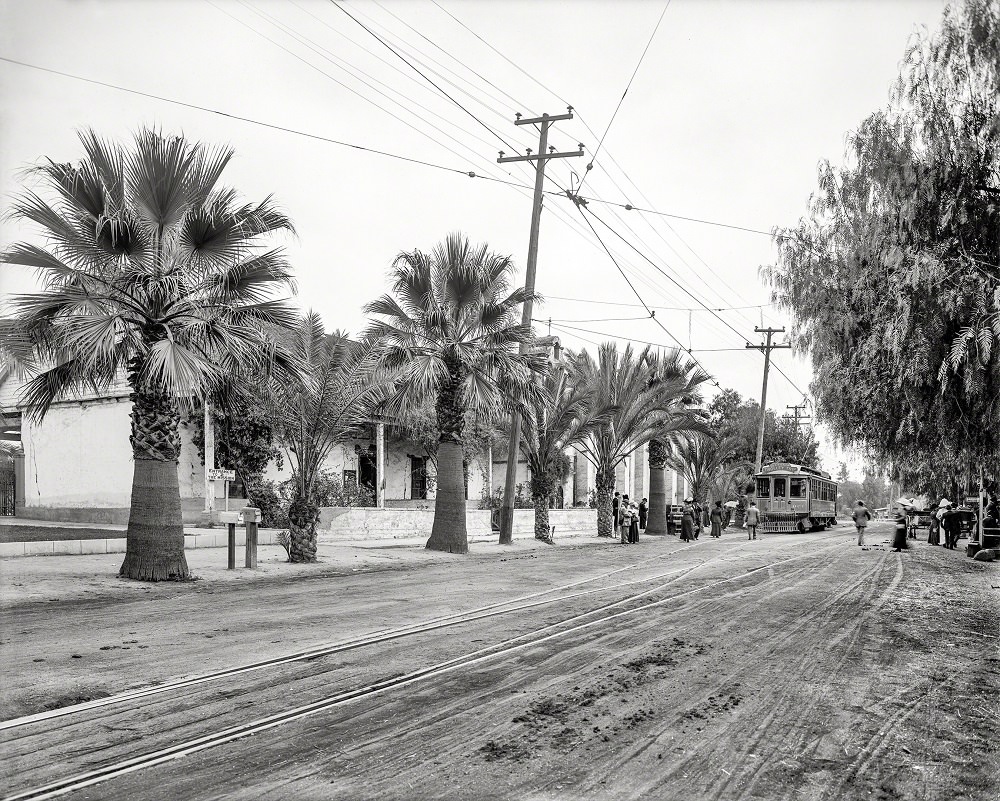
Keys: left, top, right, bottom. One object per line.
{"left": 773, "top": 477, "right": 786, "bottom": 498}
{"left": 790, "top": 478, "right": 807, "bottom": 498}
{"left": 756, "top": 477, "right": 770, "bottom": 497}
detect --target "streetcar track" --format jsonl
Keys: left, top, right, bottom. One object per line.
{"left": 2, "top": 543, "right": 839, "bottom": 801}
{"left": 0, "top": 538, "right": 720, "bottom": 732}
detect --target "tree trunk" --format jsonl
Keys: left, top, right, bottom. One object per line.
{"left": 646, "top": 438, "right": 668, "bottom": 535}
{"left": 596, "top": 467, "right": 615, "bottom": 537}
{"left": 119, "top": 388, "right": 190, "bottom": 582}
{"left": 288, "top": 495, "right": 319, "bottom": 562}
{"left": 426, "top": 440, "right": 468, "bottom": 553}
{"left": 530, "top": 467, "right": 555, "bottom": 542}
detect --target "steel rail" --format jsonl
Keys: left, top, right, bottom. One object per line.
{"left": 2, "top": 541, "right": 843, "bottom": 801}
{"left": 1, "top": 538, "right": 732, "bottom": 731}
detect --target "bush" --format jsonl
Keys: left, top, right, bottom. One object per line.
{"left": 479, "top": 484, "right": 533, "bottom": 510}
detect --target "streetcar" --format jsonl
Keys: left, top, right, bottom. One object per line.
{"left": 753, "top": 462, "right": 838, "bottom": 533}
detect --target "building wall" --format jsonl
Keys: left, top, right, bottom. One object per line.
{"left": 18, "top": 397, "right": 203, "bottom": 521}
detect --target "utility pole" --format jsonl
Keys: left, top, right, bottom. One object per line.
{"left": 497, "top": 108, "right": 583, "bottom": 545}
{"left": 782, "top": 403, "right": 813, "bottom": 464}
{"left": 746, "top": 327, "right": 792, "bottom": 475}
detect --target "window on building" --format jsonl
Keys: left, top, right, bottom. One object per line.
{"left": 773, "top": 477, "right": 786, "bottom": 498}
{"left": 756, "top": 477, "right": 770, "bottom": 497}
{"left": 342, "top": 469, "right": 357, "bottom": 487}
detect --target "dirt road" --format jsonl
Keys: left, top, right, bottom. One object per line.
{"left": 2, "top": 523, "right": 998, "bottom": 800}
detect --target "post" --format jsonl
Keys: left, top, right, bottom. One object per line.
{"left": 496, "top": 108, "right": 582, "bottom": 545}
{"left": 244, "top": 507, "right": 260, "bottom": 569}
{"left": 486, "top": 442, "right": 493, "bottom": 496}
{"left": 227, "top": 522, "right": 236, "bottom": 570}
{"left": 203, "top": 401, "right": 215, "bottom": 515}
{"left": 376, "top": 421, "right": 386, "bottom": 509}
{"left": 978, "top": 465, "right": 985, "bottom": 545}
{"left": 746, "top": 327, "right": 791, "bottom": 475}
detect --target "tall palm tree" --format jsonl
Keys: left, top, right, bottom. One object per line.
{"left": 266, "top": 312, "right": 388, "bottom": 562}
{"left": 520, "top": 358, "right": 604, "bottom": 542}
{"left": 363, "top": 233, "right": 544, "bottom": 554}
{"left": 573, "top": 344, "right": 710, "bottom": 538}
{"left": 1, "top": 128, "right": 297, "bottom": 581}
{"left": 664, "top": 433, "right": 750, "bottom": 508}
{"left": 645, "top": 350, "right": 706, "bottom": 535}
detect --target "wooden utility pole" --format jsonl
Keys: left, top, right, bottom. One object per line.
{"left": 782, "top": 403, "right": 813, "bottom": 464}
{"left": 497, "top": 109, "right": 583, "bottom": 545}
{"left": 746, "top": 327, "right": 791, "bottom": 475}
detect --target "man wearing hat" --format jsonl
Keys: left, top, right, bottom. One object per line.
{"left": 852, "top": 500, "right": 872, "bottom": 546}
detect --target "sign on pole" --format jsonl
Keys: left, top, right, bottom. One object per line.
{"left": 207, "top": 468, "right": 236, "bottom": 481}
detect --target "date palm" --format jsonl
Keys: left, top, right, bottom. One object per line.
{"left": 520, "top": 358, "right": 605, "bottom": 542}
{"left": 664, "top": 433, "right": 750, "bottom": 508}
{"left": 1, "top": 128, "right": 297, "bottom": 581}
{"left": 266, "top": 312, "right": 389, "bottom": 562}
{"left": 572, "top": 344, "right": 710, "bottom": 538}
{"left": 363, "top": 233, "right": 545, "bottom": 553}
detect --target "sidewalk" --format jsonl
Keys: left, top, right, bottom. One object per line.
{"left": 0, "top": 529, "right": 615, "bottom": 608}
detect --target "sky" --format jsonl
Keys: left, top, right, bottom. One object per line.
{"left": 0, "top": 0, "right": 948, "bottom": 479}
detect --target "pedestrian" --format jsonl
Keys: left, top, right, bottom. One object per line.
{"left": 693, "top": 501, "right": 703, "bottom": 540}
{"left": 638, "top": 498, "right": 648, "bottom": 530}
{"left": 927, "top": 502, "right": 941, "bottom": 546}
{"left": 746, "top": 500, "right": 760, "bottom": 540}
{"left": 852, "top": 500, "right": 871, "bottom": 546}
{"left": 629, "top": 502, "right": 640, "bottom": 543}
{"left": 891, "top": 507, "right": 908, "bottom": 552}
{"left": 619, "top": 501, "right": 633, "bottom": 544}
{"left": 612, "top": 492, "right": 621, "bottom": 532}
{"left": 710, "top": 500, "right": 724, "bottom": 538}
{"left": 941, "top": 501, "right": 961, "bottom": 549}
{"left": 681, "top": 498, "right": 695, "bottom": 542}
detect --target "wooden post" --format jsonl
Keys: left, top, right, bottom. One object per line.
{"left": 376, "top": 421, "right": 386, "bottom": 509}
{"left": 227, "top": 522, "right": 236, "bottom": 570}
{"left": 244, "top": 507, "right": 260, "bottom": 569}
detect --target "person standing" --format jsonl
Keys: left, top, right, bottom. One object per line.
{"left": 629, "top": 502, "right": 640, "bottom": 543}
{"left": 941, "top": 503, "right": 960, "bottom": 549}
{"left": 746, "top": 501, "right": 760, "bottom": 540}
{"left": 852, "top": 500, "right": 872, "bottom": 546}
{"left": 710, "top": 501, "right": 724, "bottom": 538}
{"left": 928, "top": 503, "right": 941, "bottom": 546}
{"left": 638, "top": 498, "right": 648, "bottom": 531}
{"left": 680, "top": 499, "right": 695, "bottom": 542}
{"left": 693, "top": 501, "right": 703, "bottom": 540}
{"left": 891, "top": 507, "right": 909, "bottom": 552}
{"left": 619, "top": 501, "right": 633, "bottom": 544}
{"left": 612, "top": 492, "right": 621, "bottom": 533}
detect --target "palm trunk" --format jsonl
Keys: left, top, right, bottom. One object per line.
{"left": 596, "top": 466, "right": 615, "bottom": 537}
{"left": 119, "top": 388, "right": 190, "bottom": 582}
{"left": 288, "top": 495, "right": 319, "bottom": 562}
{"left": 427, "top": 353, "right": 468, "bottom": 554}
{"left": 530, "top": 467, "right": 554, "bottom": 542}
{"left": 427, "top": 439, "right": 468, "bottom": 553}
{"left": 646, "top": 438, "right": 668, "bottom": 535}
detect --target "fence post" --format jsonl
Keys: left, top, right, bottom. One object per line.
{"left": 244, "top": 507, "right": 260, "bottom": 569}
{"left": 227, "top": 522, "right": 236, "bottom": 570}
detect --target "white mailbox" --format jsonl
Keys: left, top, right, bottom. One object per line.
{"left": 241, "top": 507, "right": 262, "bottom": 524}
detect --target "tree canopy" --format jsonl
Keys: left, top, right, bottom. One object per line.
{"left": 763, "top": 0, "right": 1000, "bottom": 488}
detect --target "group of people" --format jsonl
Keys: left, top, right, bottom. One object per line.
{"left": 853, "top": 500, "right": 909, "bottom": 552}
{"left": 612, "top": 492, "right": 648, "bottom": 544}
{"left": 852, "top": 493, "right": 1000, "bottom": 553}
{"left": 927, "top": 499, "right": 965, "bottom": 549}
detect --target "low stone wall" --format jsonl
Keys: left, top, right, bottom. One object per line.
{"left": 317, "top": 506, "right": 596, "bottom": 543}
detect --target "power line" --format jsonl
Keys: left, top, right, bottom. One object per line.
{"left": 577, "top": 0, "right": 670, "bottom": 194}
{"left": 541, "top": 294, "right": 772, "bottom": 311}
{"left": 540, "top": 321, "right": 758, "bottom": 352}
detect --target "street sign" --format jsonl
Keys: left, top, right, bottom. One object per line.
{"left": 207, "top": 468, "right": 236, "bottom": 481}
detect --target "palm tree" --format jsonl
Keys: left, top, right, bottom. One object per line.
{"left": 573, "top": 344, "right": 710, "bottom": 538}
{"left": 1, "top": 128, "right": 297, "bottom": 581}
{"left": 266, "top": 312, "right": 388, "bottom": 562}
{"left": 664, "top": 433, "right": 750, "bottom": 509}
{"left": 520, "top": 358, "right": 604, "bottom": 542}
{"left": 363, "top": 233, "right": 544, "bottom": 554}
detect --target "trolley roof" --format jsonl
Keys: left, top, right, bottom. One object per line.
{"left": 756, "top": 462, "right": 833, "bottom": 481}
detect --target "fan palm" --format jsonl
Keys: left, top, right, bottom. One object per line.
{"left": 573, "top": 344, "right": 711, "bottom": 538}
{"left": 265, "top": 312, "right": 389, "bottom": 562}
{"left": 363, "top": 232, "right": 545, "bottom": 553}
{"left": 1, "top": 128, "right": 297, "bottom": 581}
{"left": 520, "top": 358, "right": 604, "bottom": 542}
{"left": 664, "top": 433, "right": 751, "bottom": 508}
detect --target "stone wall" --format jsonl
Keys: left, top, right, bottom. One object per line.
{"left": 316, "top": 507, "right": 598, "bottom": 542}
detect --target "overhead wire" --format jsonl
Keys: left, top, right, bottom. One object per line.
{"left": 576, "top": 0, "right": 670, "bottom": 194}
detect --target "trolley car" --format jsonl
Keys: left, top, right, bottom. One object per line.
{"left": 753, "top": 462, "right": 838, "bottom": 533}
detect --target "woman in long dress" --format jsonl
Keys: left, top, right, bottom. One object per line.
{"left": 681, "top": 500, "right": 695, "bottom": 542}
{"left": 927, "top": 504, "right": 941, "bottom": 546}
{"left": 891, "top": 508, "right": 908, "bottom": 552}
{"left": 710, "top": 501, "right": 724, "bottom": 538}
